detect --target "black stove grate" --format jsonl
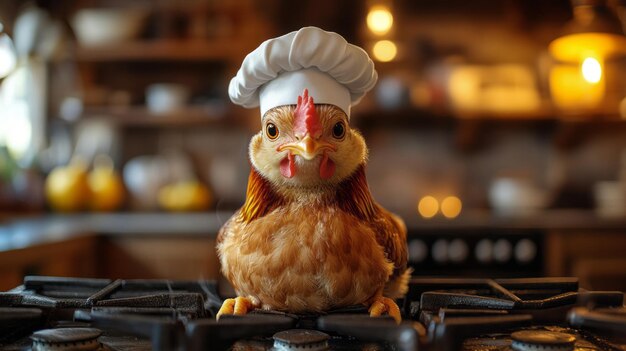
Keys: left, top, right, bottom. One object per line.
{"left": 404, "top": 277, "right": 624, "bottom": 351}
{"left": 1, "top": 275, "right": 625, "bottom": 351}
{"left": 0, "top": 275, "right": 221, "bottom": 350}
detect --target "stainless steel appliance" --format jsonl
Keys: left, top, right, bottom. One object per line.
{"left": 407, "top": 230, "right": 544, "bottom": 277}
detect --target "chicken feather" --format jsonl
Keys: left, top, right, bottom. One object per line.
{"left": 216, "top": 103, "right": 409, "bottom": 321}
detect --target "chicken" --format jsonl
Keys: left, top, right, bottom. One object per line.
{"left": 216, "top": 89, "right": 410, "bottom": 323}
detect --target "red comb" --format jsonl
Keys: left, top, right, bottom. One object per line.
{"left": 293, "top": 89, "right": 322, "bottom": 138}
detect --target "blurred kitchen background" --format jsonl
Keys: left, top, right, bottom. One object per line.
{"left": 1, "top": 0, "right": 626, "bottom": 291}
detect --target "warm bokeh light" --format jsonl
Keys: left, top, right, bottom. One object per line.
{"left": 441, "top": 196, "right": 462, "bottom": 219}
{"left": 366, "top": 6, "right": 393, "bottom": 35}
{"left": 372, "top": 40, "right": 397, "bottom": 62}
{"left": 447, "top": 65, "right": 541, "bottom": 114}
{"left": 549, "top": 32, "right": 626, "bottom": 62}
{"left": 550, "top": 63, "right": 605, "bottom": 109}
{"left": 581, "top": 57, "right": 602, "bottom": 84}
{"left": 418, "top": 196, "right": 439, "bottom": 218}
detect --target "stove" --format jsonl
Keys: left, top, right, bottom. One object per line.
{"left": 0, "top": 276, "right": 624, "bottom": 350}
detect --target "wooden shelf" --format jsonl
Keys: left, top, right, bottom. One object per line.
{"left": 354, "top": 106, "right": 626, "bottom": 125}
{"left": 353, "top": 108, "right": 560, "bottom": 131}
{"left": 354, "top": 106, "right": 626, "bottom": 151}
{"left": 79, "top": 106, "right": 245, "bottom": 128}
{"left": 74, "top": 39, "right": 249, "bottom": 62}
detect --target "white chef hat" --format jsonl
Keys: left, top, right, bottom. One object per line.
{"left": 228, "top": 26, "right": 377, "bottom": 118}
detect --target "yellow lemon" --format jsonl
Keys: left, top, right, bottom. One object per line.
{"left": 45, "top": 164, "right": 90, "bottom": 212}
{"left": 88, "top": 167, "right": 125, "bottom": 211}
{"left": 158, "top": 181, "right": 211, "bottom": 212}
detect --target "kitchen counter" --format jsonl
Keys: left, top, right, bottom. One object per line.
{"left": 0, "top": 212, "right": 232, "bottom": 289}
{"left": 0, "top": 211, "right": 232, "bottom": 253}
{"left": 403, "top": 209, "right": 626, "bottom": 231}
{"left": 2, "top": 209, "right": 626, "bottom": 253}
{"left": 2, "top": 209, "right": 626, "bottom": 291}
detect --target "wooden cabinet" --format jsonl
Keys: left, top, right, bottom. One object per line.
{"left": 0, "top": 235, "right": 98, "bottom": 291}
{"left": 0, "top": 233, "right": 221, "bottom": 290}
{"left": 546, "top": 231, "right": 626, "bottom": 291}
{"left": 98, "top": 235, "right": 220, "bottom": 280}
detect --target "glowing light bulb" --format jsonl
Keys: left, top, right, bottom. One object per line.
{"left": 372, "top": 40, "right": 397, "bottom": 62}
{"left": 441, "top": 196, "right": 462, "bottom": 219}
{"left": 418, "top": 196, "right": 439, "bottom": 219}
{"left": 581, "top": 57, "right": 602, "bottom": 84}
{"left": 367, "top": 6, "right": 394, "bottom": 35}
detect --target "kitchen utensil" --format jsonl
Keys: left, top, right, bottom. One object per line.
{"left": 123, "top": 155, "right": 171, "bottom": 210}
{"left": 489, "top": 178, "right": 549, "bottom": 216}
{"left": 12, "top": 5, "right": 67, "bottom": 61}
{"left": 0, "top": 30, "right": 17, "bottom": 79}
{"left": 34, "top": 20, "right": 66, "bottom": 60}
{"left": 73, "top": 119, "right": 119, "bottom": 166}
{"left": 12, "top": 6, "right": 48, "bottom": 57}
{"left": 71, "top": 8, "right": 148, "bottom": 46}
{"left": 593, "top": 181, "right": 626, "bottom": 217}
{"left": 146, "top": 84, "right": 190, "bottom": 114}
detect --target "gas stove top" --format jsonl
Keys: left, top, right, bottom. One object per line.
{"left": 0, "top": 276, "right": 624, "bottom": 350}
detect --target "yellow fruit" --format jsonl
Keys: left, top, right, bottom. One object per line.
{"left": 158, "top": 181, "right": 211, "bottom": 212}
{"left": 88, "top": 167, "right": 125, "bottom": 212}
{"left": 45, "top": 165, "right": 90, "bottom": 212}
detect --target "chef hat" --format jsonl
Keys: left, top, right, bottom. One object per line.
{"left": 228, "top": 26, "right": 377, "bottom": 118}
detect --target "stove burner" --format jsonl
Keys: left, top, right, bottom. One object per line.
{"left": 511, "top": 330, "right": 576, "bottom": 351}
{"left": 1, "top": 276, "right": 624, "bottom": 351}
{"left": 273, "top": 329, "right": 330, "bottom": 351}
{"left": 30, "top": 328, "right": 102, "bottom": 351}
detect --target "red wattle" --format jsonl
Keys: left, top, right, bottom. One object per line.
{"left": 319, "top": 153, "right": 335, "bottom": 180}
{"left": 280, "top": 153, "right": 296, "bottom": 178}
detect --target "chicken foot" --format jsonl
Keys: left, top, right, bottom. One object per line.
{"left": 216, "top": 296, "right": 260, "bottom": 320}
{"left": 367, "top": 293, "right": 402, "bottom": 324}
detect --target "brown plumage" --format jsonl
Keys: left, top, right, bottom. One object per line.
{"left": 216, "top": 101, "right": 409, "bottom": 322}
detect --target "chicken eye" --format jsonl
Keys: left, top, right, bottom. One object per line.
{"left": 266, "top": 123, "right": 279, "bottom": 140}
{"left": 332, "top": 122, "right": 345, "bottom": 139}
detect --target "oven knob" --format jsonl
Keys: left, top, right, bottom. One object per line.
{"left": 408, "top": 239, "right": 428, "bottom": 263}
{"left": 448, "top": 239, "right": 468, "bottom": 262}
{"left": 475, "top": 239, "right": 493, "bottom": 263}
{"left": 493, "top": 239, "right": 512, "bottom": 262}
{"left": 515, "top": 238, "right": 537, "bottom": 263}
{"left": 432, "top": 239, "right": 448, "bottom": 263}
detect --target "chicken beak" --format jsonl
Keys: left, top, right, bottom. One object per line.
{"left": 277, "top": 135, "right": 336, "bottom": 161}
